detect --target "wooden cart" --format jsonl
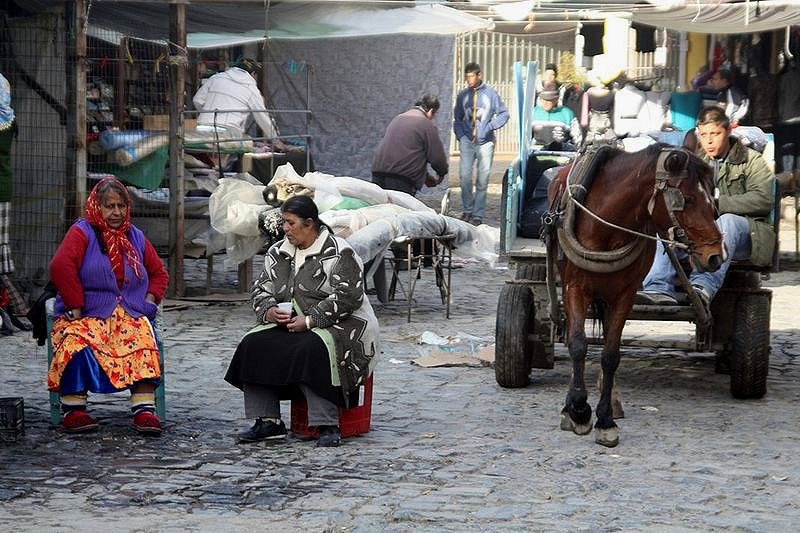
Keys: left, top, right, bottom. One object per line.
{"left": 494, "top": 147, "right": 775, "bottom": 400}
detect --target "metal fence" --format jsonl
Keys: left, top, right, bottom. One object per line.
{"left": 1, "top": 9, "right": 70, "bottom": 298}
{"left": 454, "top": 30, "right": 575, "bottom": 155}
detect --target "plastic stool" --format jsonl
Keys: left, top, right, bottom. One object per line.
{"left": 290, "top": 374, "right": 373, "bottom": 438}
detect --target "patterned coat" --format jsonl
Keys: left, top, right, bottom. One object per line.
{"left": 251, "top": 230, "right": 379, "bottom": 394}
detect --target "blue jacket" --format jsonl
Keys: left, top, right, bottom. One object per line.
{"left": 453, "top": 83, "right": 509, "bottom": 145}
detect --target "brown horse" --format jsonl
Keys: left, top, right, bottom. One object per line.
{"left": 546, "top": 143, "right": 724, "bottom": 447}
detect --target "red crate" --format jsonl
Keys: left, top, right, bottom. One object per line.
{"left": 291, "top": 374, "right": 373, "bottom": 438}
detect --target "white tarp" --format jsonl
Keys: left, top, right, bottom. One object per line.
{"left": 208, "top": 165, "right": 500, "bottom": 267}
{"left": 85, "top": 3, "right": 492, "bottom": 48}
{"left": 629, "top": 1, "right": 800, "bottom": 35}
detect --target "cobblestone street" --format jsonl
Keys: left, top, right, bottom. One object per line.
{"left": 2, "top": 158, "right": 799, "bottom": 531}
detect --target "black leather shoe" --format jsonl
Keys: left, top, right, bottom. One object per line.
{"left": 0, "top": 308, "right": 14, "bottom": 336}
{"left": 8, "top": 313, "right": 33, "bottom": 331}
{"left": 316, "top": 425, "right": 341, "bottom": 447}
{"left": 237, "top": 418, "right": 287, "bottom": 443}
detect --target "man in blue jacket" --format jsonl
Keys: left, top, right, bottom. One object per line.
{"left": 453, "top": 62, "right": 509, "bottom": 225}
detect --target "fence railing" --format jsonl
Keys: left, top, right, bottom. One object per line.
{"left": 454, "top": 31, "right": 573, "bottom": 154}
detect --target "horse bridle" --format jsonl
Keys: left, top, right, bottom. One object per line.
{"left": 646, "top": 147, "right": 717, "bottom": 254}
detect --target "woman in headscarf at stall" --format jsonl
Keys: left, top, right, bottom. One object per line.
{"left": 225, "top": 195, "right": 379, "bottom": 448}
{"left": 48, "top": 177, "right": 169, "bottom": 435}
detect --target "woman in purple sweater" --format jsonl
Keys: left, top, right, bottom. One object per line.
{"left": 48, "top": 178, "right": 169, "bottom": 434}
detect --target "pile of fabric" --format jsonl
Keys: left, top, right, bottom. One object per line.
{"left": 209, "top": 163, "right": 500, "bottom": 268}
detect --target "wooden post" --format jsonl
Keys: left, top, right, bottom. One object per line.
{"left": 114, "top": 37, "right": 128, "bottom": 128}
{"left": 168, "top": 2, "right": 187, "bottom": 297}
{"left": 65, "top": 0, "right": 88, "bottom": 224}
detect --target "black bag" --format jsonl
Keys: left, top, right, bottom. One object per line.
{"left": 25, "top": 281, "right": 57, "bottom": 346}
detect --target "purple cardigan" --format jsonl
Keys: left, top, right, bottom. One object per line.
{"left": 54, "top": 219, "right": 158, "bottom": 321}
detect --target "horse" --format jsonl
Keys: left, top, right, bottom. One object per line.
{"left": 545, "top": 143, "right": 725, "bottom": 447}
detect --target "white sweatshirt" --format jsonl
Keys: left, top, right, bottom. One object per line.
{"left": 192, "top": 67, "right": 277, "bottom": 138}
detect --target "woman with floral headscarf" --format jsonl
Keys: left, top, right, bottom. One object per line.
{"left": 48, "top": 177, "right": 169, "bottom": 434}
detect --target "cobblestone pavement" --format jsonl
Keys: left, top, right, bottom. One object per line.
{"left": 2, "top": 157, "right": 799, "bottom": 531}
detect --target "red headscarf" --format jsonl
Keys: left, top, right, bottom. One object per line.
{"left": 84, "top": 177, "right": 143, "bottom": 281}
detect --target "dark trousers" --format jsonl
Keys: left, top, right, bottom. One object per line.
{"left": 371, "top": 173, "right": 416, "bottom": 196}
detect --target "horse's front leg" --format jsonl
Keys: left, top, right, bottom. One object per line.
{"left": 595, "top": 304, "right": 629, "bottom": 447}
{"left": 560, "top": 287, "right": 592, "bottom": 435}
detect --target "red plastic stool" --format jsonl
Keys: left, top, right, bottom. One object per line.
{"left": 290, "top": 374, "right": 373, "bottom": 438}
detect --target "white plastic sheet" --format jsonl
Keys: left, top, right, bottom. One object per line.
{"left": 208, "top": 167, "right": 500, "bottom": 266}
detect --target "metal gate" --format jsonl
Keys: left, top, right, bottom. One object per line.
{"left": 453, "top": 30, "right": 574, "bottom": 155}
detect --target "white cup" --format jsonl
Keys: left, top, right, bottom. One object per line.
{"left": 277, "top": 302, "right": 292, "bottom": 314}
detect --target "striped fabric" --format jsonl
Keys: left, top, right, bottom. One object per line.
{"left": 0, "top": 202, "right": 12, "bottom": 274}
{"left": 129, "top": 391, "right": 156, "bottom": 415}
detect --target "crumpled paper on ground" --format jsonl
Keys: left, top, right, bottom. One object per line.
{"left": 411, "top": 331, "right": 495, "bottom": 367}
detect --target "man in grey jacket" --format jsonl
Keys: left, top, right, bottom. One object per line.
{"left": 637, "top": 106, "right": 776, "bottom": 306}
{"left": 371, "top": 95, "right": 448, "bottom": 196}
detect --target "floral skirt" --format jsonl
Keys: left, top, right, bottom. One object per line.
{"left": 48, "top": 304, "right": 161, "bottom": 392}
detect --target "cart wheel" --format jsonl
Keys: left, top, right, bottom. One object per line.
{"left": 729, "top": 291, "right": 770, "bottom": 399}
{"left": 495, "top": 284, "right": 534, "bottom": 388}
{"left": 516, "top": 263, "right": 546, "bottom": 281}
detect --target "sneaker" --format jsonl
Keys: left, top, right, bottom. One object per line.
{"left": 237, "top": 418, "right": 287, "bottom": 443}
{"left": 634, "top": 291, "right": 678, "bottom": 305}
{"left": 316, "top": 425, "right": 341, "bottom": 448}
{"left": 460, "top": 212, "right": 471, "bottom": 222}
{"left": 132, "top": 411, "right": 163, "bottom": 436}
{"left": 62, "top": 410, "right": 99, "bottom": 433}
{"left": 471, "top": 218, "right": 482, "bottom": 226}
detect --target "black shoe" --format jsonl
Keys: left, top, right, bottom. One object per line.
{"left": 316, "top": 425, "right": 341, "bottom": 447}
{"left": 0, "top": 308, "right": 14, "bottom": 336}
{"left": 634, "top": 291, "right": 678, "bottom": 305}
{"left": 8, "top": 313, "right": 33, "bottom": 331}
{"left": 237, "top": 418, "right": 287, "bottom": 443}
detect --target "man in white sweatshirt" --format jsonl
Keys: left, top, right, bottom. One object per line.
{"left": 193, "top": 58, "right": 278, "bottom": 140}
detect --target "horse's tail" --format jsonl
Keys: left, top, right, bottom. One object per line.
{"left": 591, "top": 299, "right": 607, "bottom": 341}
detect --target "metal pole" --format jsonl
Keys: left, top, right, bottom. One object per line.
{"left": 168, "top": 2, "right": 187, "bottom": 297}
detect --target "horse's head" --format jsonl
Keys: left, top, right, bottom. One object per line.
{"left": 647, "top": 146, "right": 724, "bottom": 273}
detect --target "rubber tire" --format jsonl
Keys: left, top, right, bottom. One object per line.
{"left": 516, "top": 263, "right": 547, "bottom": 281}
{"left": 729, "top": 292, "right": 770, "bottom": 399}
{"left": 495, "top": 284, "right": 534, "bottom": 388}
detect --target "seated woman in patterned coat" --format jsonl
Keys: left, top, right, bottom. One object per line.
{"left": 225, "top": 195, "right": 379, "bottom": 447}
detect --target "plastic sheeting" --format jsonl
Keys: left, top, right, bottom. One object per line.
{"left": 342, "top": 211, "right": 500, "bottom": 268}
{"left": 208, "top": 168, "right": 500, "bottom": 268}
{"left": 84, "top": 3, "right": 492, "bottom": 48}
{"left": 271, "top": 163, "right": 433, "bottom": 214}
{"left": 630, "top": 1, "right": 800, "bottom": 35}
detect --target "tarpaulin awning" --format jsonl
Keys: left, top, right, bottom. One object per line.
{"left": 84, "top": 2, "right": 492, "bottom": 48}
{"left": 628, "top": 1, "right": 800, "bottom": 35}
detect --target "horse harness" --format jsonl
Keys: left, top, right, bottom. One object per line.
{"left": 543, "top": 145, "right": 701, "bottom": 275}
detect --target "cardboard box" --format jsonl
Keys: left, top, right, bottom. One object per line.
{"left": 144, "top": 115, "right": 197, "bottom": 131}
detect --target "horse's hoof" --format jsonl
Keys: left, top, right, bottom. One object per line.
{"left": 612, "top": 400, "right": 625, "bottom": 420}
{"left": 560, "top": 412, "right": 592, "bottom": 435}
{"left": 595, "top": 426, "right": 619, "bottom": 447}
